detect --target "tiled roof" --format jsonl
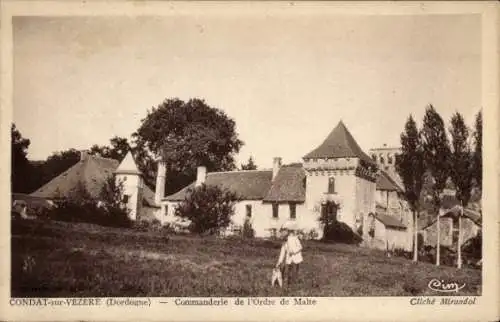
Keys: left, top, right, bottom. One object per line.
{"left": 164, "top": 170, "right": 273, "bottom": 201}
{"left": 375, "top": 212, "right": 407, "bottom": 229}
{"left": 376, "top": 170, "right": 402, "bottom": 192}
{"left": 31, "top": 153, "right": 157, "bottom": 207}
{"left": 420, "top": 206, "right": 482, "bottom": 230}
{"left": 31, "top": 155, "right": 119, "bottom": 199}
{"left": 303, "top": 121, "right": 376, "bottom": 166}
{"left": 142, "top": 184, "right": 159, "bottom": 208}
{"left": 263, "top": 164, "right": 306, "bottom": 202}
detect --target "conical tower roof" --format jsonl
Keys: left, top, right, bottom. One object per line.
{"left": 115, "top": 151, "right": 141, "bottom": 175}
{"left": 304, "top": 121, "right": 375, "bottom": 165}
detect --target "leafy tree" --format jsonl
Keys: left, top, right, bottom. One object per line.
{"left": 395, "top": 115, "right": 426, "bottom": 262}
{"left": 11, "top": 124, "right": 31, "bottom": 193}
{"left": 449, "top": 113, "right": 474, "bottom": 207}
{"left": 241, "top": 156, "right": 257, "bottom": 170}
{"left": 89, "top": 136, "right": 131, "bottom": 161}
{"left": 421, "top": 105, "right": 451, "bottom": 266}
{"left": 133, "top": 98, "right": 244, "bottom": 194}
{"left": 175, "top": 183, "right": 238, "bottom": 235}
{"left": 97, "top": 176, "right": 132, "bottom": 226}
{"left": 449, "top": 112, "right": 474, "bottom": 268}
{"left": 473, "top": 110, "right": 482, "bottom": 190}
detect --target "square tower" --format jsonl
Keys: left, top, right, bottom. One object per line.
{"left": 303, "top": 121, "right": 378, "bottom": 234}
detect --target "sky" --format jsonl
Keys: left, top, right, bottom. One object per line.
{"left": 13, "top": 13, "right": 481, "bottom": 168}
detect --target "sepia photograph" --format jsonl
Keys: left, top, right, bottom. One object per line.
{"left": 3, "top": 2, "right": 498, "bottom": 320}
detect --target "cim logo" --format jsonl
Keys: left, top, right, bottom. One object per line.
{"left": 427, "top": 279, "right": 466, "bottom": 293}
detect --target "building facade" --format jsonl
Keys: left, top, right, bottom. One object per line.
{"left": 152, "top": 121, "right": 413, "bottom": 251}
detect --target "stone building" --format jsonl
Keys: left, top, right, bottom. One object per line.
{"left": 155, "top": 121, "right": 413, "bottom": 250}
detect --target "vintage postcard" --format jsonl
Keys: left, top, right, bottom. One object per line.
{"left": 1, "top": 1, "right": 499, "bottom": 321}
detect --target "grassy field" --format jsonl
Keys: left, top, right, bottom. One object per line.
{"left": 11, "top": 219, "right": 481, "bottom": 297}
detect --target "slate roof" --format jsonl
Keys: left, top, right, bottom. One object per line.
{"left": 31, "top": 153, "right": 157, "bottom": 207}
{"left": 303, "top": 121, "right": 376, "bottom": 166}
{"left": 374, "top": 212, "right": 407, "bottom": 229}
{"left": 376, "top": 170, "right": 402, "bottom": 192}
{"left": 164, "top": 170, "right": 273, "bottom": 201}
{"left": 263, "top": 164, "right": 306, "bottom": 203}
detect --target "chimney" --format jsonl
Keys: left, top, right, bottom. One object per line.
{"left": 196, "top": 166, "right": 207, "bottom": 187}
{"left": 80, "top": 150, "right": 88, "bottom": 161}
{"left": 272, "top": 157, "right": 282, "bottom": 180}
{"left": 155, "top": 160, "right": 167, "bottom": 205}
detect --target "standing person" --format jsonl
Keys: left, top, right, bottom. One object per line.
{"left": 276, "top": 225, "right": 303, "bottom": 286}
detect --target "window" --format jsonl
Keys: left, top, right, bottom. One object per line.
{"left": 246, "top": 204, "right": 252, "bottom": 218}
{"left": 122, "top": 194, "right": 130, "bottom": 203}
{"left": 380, "top": 157, "right": 385, "bottom": 164}
{"left": 388, "top": 155, "right": 393, "bottom": 164}
{"left": 372, "top": 154, "right": 377, "bottom": 162}
{"left": 165, "top": 205, "right": 169, "bottom": 216}
{"left": 328, "top": 177, "right": 335, "bottom": 194}
{"left": 272, "top": 203, "right": 279, "bottom": 218}
{"left": 289, "top": 204, "right": 296, "bottom": 220}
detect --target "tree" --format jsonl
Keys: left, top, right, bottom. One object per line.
{"left": 395, "top": 115, "right": 426, "bottom": 262}
{"left": 174, "top": 184, "right": 238, "bottom": 235}
{"left": 473, "top": 110, "right": 482, "bottom": 190}
{"left": 11, "top": 124, "right": 31, "bottom": 193}
{"left": 241, "top": 156, "right": 257, "bottom": 170}
{"left": 421, "top": 105, "right": 451, "bottom": 266}
{"left": 89, "top": 136, "right": 131, "bottom": 161}
{"left": 449, "top": 112, "right": 474, "bottom": 269}
{"left": 133, "top": 98, "right": 244, "bottom": 195}
{"left": 97, "top": 176, "right": 132, "bottom": 227}
{"left": 40, "top": 149, "right": 81, "bottom": 186}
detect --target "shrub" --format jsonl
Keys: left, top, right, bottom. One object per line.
{"left": 44, "top": 179, "right": 132, "bottom": 228}
{"left": 175, "top": 184, "right": 238, "bottom": 235}
{"left": 241, "top": 218, "right": 255, "bottom": 239}
{"left": 322, "top": 221, "right": 363, "bottom": 245}
{"left": 462, "top": 230, "right": 481, "bottom": 266}
{"left": 319, "top": 201, "right": 362, "bottom": 244}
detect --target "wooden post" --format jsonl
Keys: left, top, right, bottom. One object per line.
{"left": 458, "top": 204, "right": 463, "bottom": 269}
{"left": 436, "top": 209, "right": 440, "bottom": 266}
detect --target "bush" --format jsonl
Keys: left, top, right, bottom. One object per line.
{"left": 322, "top": 221, "right": 363, "bottom": 245}
{"left": 133, "top": 219, "right": 162, "bottom": 232}
{"left": 318, "top": 201, "right": 362, "bottom": 244}
{"left": 241, "top": 218, "right": 255, "bottom": 239}
{"left": 175, "top": 184, "right": 238, "bottom": 235}
{"left": 462, "top": 231, "right": 481, "bottom": 266}
{"left": 393, "top": 247, "right": 412, "bottom": 260}
{"left": 44, "top": 179, "right": 132, "bottom": 228}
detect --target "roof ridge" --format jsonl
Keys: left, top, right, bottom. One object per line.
{"left": 209, "top": 169, "right": 271, "bottom": 174}
{"left": 88, "top": 154, "right": 119, "bottom": 163}
{"left": 303, "top": 121, "right": 376, "bottom": 166}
